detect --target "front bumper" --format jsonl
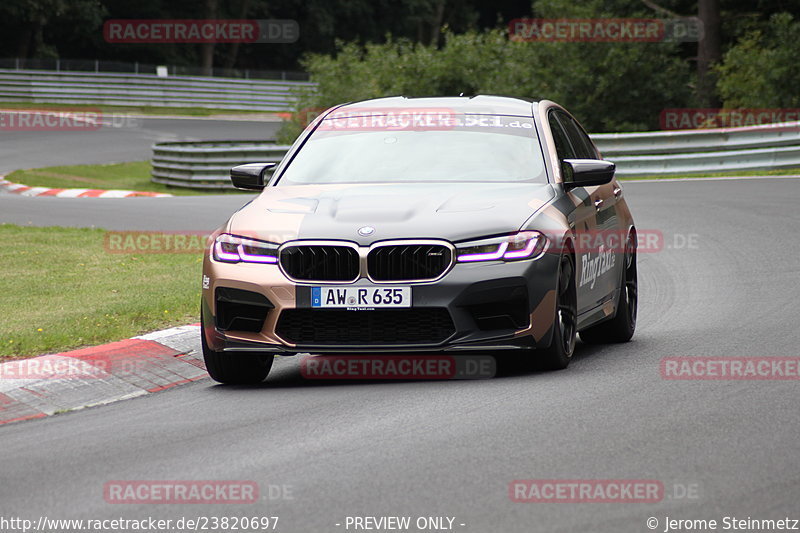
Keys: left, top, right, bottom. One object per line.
{"left": 202, "top": 252, "right": 561, "bottom": 354}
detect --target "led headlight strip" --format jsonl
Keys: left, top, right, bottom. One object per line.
{"left": 213, "top": 234, "right": 279, "bottom": 264}
{"left": 456, "top": 231, "right": 546, "bottom": 262}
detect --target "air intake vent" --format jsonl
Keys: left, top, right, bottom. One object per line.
{"left": 215, "top": 287, "right": 273, "bottom": 332}
{"left": 276, "top": 308, "right": 455, "bottom": 345}
{"left": 367, "top": 243, "right": 452, "bottom": 282}
{"left": 280, "top": 244, "right": 360, "bottom": 282}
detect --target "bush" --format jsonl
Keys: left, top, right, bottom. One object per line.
{"left": 716, "top": 13, "right": 800, "bottom": 108}
{"left": 277, "top": 24, "right": 690, "bottom": 142}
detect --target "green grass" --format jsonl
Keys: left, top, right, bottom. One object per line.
{"left": 5, "top": 161, "right": 242, "bottom": 196}
{"left": 620, "top": 167, "right": 800, "bottom": 180}
{"left": 0, "top": 102, "right": 274, "bottom": 117}
{"left": 0, "top": 224, "right": 203, "bottom": 358}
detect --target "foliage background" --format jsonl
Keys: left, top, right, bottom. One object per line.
{"left": 1, "top": 0, "right": 798, "bottom": 134}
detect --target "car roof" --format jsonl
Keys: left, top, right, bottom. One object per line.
{"left": 333, "top": 95, "right": 538, "bottom": 117}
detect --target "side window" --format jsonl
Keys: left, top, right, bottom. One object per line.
{"left": 557, "top": 112, "right": 598, "bottom": 159}
{"left": 548, "top": 111, "right": 576, "bottom": 161}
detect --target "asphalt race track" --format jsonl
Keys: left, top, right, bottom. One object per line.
{"left": 0, "top": 116, "right": 280, "bottom": 174}
{"left": 0, "top": 193, "right": 254, "bottom": 230}
{"left": 0, "top": 116, "right": 272, "bottom": 228}
{"left": 1, "top": 124, "right": 799, "bottom": 531}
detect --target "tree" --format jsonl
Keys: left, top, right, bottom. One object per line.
{"left": 0, "top": 0, "right": 106, "bottom": 59}
{"left": 277, "top": 20, "right": 691, "bottom": 142}
{"left": 697, "top": 0, "right": 721, "bottom": 107}
{"left": 200, "top": 0, "right": 217, "bottom": 75}
{"left": 716, "top": 13, "right": 800, "bottom": 108}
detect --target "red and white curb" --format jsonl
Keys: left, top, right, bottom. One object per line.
{"left": 0, "top": 324, "right": 204, "bottom": 425}
{"left": 0, "top": 177, "right": 172, "bottom": 198}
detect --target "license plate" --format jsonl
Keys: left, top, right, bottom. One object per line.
{"left": 311, "top": 286, "right": 411, "bottom": 309}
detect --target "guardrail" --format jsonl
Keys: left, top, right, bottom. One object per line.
{"left": 152, "top": 121, "right": 800, "bottom": 188}
{"left": 591, "top": 121, "right": 800, "bottom": 176}
{"left": 592, "top": 122, "right": 800, "bottom": 156}
{"left": 0, "top": 58, "right": 309, "bottom": 81}
{"left": 152, "top": 141, "right": 292, "bottom": 188}
{"left": 600, "top": 145, "right": 800, "bottom": 176}
{"left": 0, "top": 69, "right": 313, "bottom": 111}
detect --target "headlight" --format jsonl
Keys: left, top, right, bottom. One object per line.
{"left": 213, "top": 234, "right": 279, "bottom": 264}
{"left": 456, "top": 231, "right": 546, "bottom": 262}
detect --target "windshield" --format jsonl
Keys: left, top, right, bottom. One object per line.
{"left": 277, "top": 113, "right": 547, "bottom": 185}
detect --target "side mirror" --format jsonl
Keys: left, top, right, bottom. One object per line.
{"left": 562, "top": 159, "right": 615, "bottom": 189}
{"left": 230, "top": 162, "right": 277, "bottom": 190}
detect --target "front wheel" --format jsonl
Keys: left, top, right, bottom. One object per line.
{"left": 201, "top": 315, "right": 273, "bottom": 384}
{"left": 538, "top": 253, "right": 578, "bottom": 370}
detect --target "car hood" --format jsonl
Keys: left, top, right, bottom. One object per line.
{"left": 228, "top": 182, "right": 555, "bottom": 245}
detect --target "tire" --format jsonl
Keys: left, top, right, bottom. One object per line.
{"left": 537, "top": 253, "right": 578, "bottom": 370}
{"left": 201, "top": 313, "right": 273, "bottom": 384}
{"left": 579, "top": 233, "right": 637, "bottom": 344}
{"left": 494, "top": 255, "right": 577, "bottom": 374}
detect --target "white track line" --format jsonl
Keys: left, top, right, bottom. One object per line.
{"left": 623, "top": 175, "right": 800, "bottom": 183}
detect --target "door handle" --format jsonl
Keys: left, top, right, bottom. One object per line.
{"left": 613, "top": 186, "right": 622, "bottom": 197}
{"left": 594, "top": 198, "right": 604, "bottom": 209}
